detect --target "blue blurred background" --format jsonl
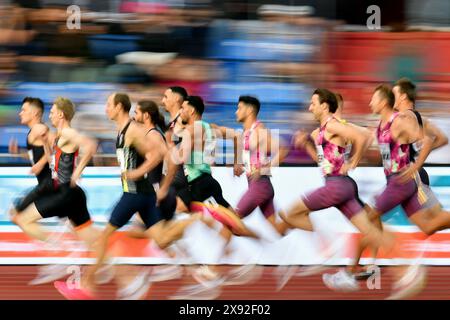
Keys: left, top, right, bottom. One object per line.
{"left": 1, "top": 0, "right": 449, "bottom": 166}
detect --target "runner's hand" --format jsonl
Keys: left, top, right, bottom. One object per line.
{"left": 8, "top": 138, "right": 19, "bottom": 154}
{"left": 339, "top": 163, "right": 353, "bottom": 175}
{"left": 398, "top": 165, "right": 417, "bottom": 184}
{"left": 233, "top": 164, "right": 244, "bottom": 177}
{"left": 156, "top": 187, "right": 169, "bottom": 205}
{"left": 123, "top": 170, "right": 140, "bottom": 181}
{"left": 30, "top": 162, "right": 44, "bottom": 176}
{"left": 70, "top": 172, "right": 81, "bottom": 187}
{"left": 250, "top": 168, "right": 261, "bottom": 181}
{"left": 293, "top": 130, "right": 309, "bottom": 149}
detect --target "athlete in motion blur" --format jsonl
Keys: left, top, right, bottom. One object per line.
{"left": 280, "top": 88, "right": 394, "bottom": 291}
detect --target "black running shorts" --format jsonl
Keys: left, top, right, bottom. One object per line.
{"left": 34, "top": 184, "right": 91, "bottom": 227}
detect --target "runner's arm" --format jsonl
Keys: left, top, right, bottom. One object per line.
{"left": 61, "top": 129, "right": 97, "bottom": 183}
{"left": 327, "top": 121, "right": 369, "bottom": 169}
{"left": 348, "top": 123, "right": 374, "bottom": 157}
{"left": 394, "top": 114, "right": 433, "bottom": 171}
{"left": 41, "top": 130, "right": 57, "bottom": 167}
{"left": 423, "top": 118, "right": 448, "bottom": 151}
{"left": 128, "top": 125, "right": 166, "bottom": 181}
{"left": 29, "top": 124, "right": 50, "bottom": 175}
{"left": 294, "top": 128, "right": 319, "bottom": 163}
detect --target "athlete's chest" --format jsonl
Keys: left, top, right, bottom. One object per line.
{"left": 243, "top": 130, "right": 259, "bottom": 152}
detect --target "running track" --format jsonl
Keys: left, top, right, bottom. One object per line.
{"left": 0, "top": 266, "right": 449, "bottom": 300}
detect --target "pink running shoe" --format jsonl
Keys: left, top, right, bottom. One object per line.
{"left": 54, "top": 281, "right": 96, "bottom": 300}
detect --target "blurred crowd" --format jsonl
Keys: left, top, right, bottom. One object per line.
{"left": 1, "top": 0, "right": 450, "bottom": 165}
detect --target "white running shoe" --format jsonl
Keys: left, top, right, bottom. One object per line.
{"left": 147, "top": 265, "right": 183, "bottom": 282}
{"left": 296, "top": 265, "right": 329, "bottom": 277}
{"left": 386, "top": 265, "right": 427, "bottom": 300}
{"left": 29, "top": 264, "right": 69, "bottom": 285}
{"left": 275, "top": 265, "right": 299, "bottom": 291}
{"left": 117, "top": 269, "right": 151, "bottom": 300}
{"left": 190, "top": 266, "right": 224, "bottom": 288}
{"left": 322, "top": 269, "right": 360, "bottom": 292}
{"left": 169, "top": 281, "right": 223, "bottom": 300}
{"left": 95, "top": 264, "right": 115, "bottom": 285}
{"left": 119, "top": 281, "right": 151, "bottom": 300}
{"left": 223, "top": 265, "right": 262, "bottom": 286}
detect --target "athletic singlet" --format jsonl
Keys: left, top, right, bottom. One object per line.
{"left": 146, "top": 126, "right": 166, "bottom": 186}
{"left": 337, "top": 118, "right": 352, "bottom": 162}
{"left": 183, "top": 120, "right": 215, "bottom": 183}
{"left": 315, "top": 117, "right": 346, "bottom": 177}
{"left": 50, "top": 137, "right": 78, "bottom": 186}
{"left": 116, "top": 120, "right": 154, "bottom": 194}
{"left": 376, "top": 113, "right": 411, "bottom": 176}
{"left": 168, "top": 112, "right": 182, "bottom": 146}
{"left": 242, "top": 121, "right": 271, "bottom": 177}
{"left": 26, "top": 128, "right": 52, "bottom": 184}
{"left": 408, "top": 109, "right": 424, "bottom": 162}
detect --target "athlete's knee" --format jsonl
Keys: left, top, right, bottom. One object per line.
{"left": 99, "top": 225, "right": 116, "bottom": 243}
{"left": 8, "top": 208, "right": 18, "bottom": 224}
{"left": 234, "top": 227, "right": 259, "bottom": 239}
{"left": 153, "top": 235, "right": 171, "bottom": 250}
{"left": 126, "top": 226, "right": 147, "bottom": 239}
{"left": 279, "top": 211, "right": 292, "bottom": 226}
{"left": 14, "top": 214, "right": 34, "bottom": 231}
{"left": 279, "top": 209, "right": 305, "bottom": 226}
{"left": 365, "top": 206, "right": 380, "bottom": 221}
{"left": 359, "top": 235, "right": 374, "bottom": 249}
{"left": 148, "top": 223, "right": 172, "bottom": 249}
{"left": 13, "top": 214, "right": 23, "bottom": 227}
{"left": 361, "top": 227, "right": 383, "bottom": 246}
{"left": 218, "top": 225, "right": 232, "bottom": 238}
{"left": 290, "top": 200, "right": 310, "bottom": 217}
{"left": 411, "top": 214, "right": 435, "bottom": 236}
{"left": 419, "top": 224, "right": 435, "bottom": 236}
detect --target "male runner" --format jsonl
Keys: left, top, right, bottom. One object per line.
{"left": 54, "top": 93, "right": 200, "bottom": 299}
{"left": 9, "top": 97, "right": 52, "bottom": 219}
{"left": 11, "top": 97, "right": 102, "bottom": 287}
{"left": 393, "top": 78, "right": 448, "bottom": 185}
{"left": 157, "top": 96, "right": 260, "bottom": 298}
{"left": 211, "top": 95, "right": 289, "bottom": 236}
{"left": 330, "top": 83, "right": 450, "bottom": 294}
{"left": 280, "top": 88, "right": 393, "bottom": 291}
{"left": 324, "top": 85, "right": 438, "bottom": 298}
{"left": 344, "top": 80, "right": 448, "bottom": 281}
{"left": 161, "top": 86, "right": 191, "bottom": 212}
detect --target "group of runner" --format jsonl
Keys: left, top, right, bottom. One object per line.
{"left": 8, "top": 78, "right": 449, "bottom": 300}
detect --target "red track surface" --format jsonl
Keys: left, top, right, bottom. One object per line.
{"left": 0, "top": 266, "right": 449, "bottom": 300}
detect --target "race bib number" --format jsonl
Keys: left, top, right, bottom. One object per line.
{"left": 316, "top": 145, "right": 325, "bottom": 167}
{"left": 162, "top": 160, "right": 168, "bottom": 176}
{"left": 50, "top": 154, "right": 57, "bottom": 179}
{"left": 116, "top": 148, "right": 126, "bottom": 172}
{"left": 344, "top": 144, "right": 352, "bottom": 162}
{"left": 411, "top": 140, "right": 423, "bottom": 160}
{"left": 204, "top": 138, "right": 216, "bottom": 165}
{"left": 27, "top": 150, "right": 34, "bottom": 165}
{"left": 204, "top": 196, "right": 219, "bottom": 208}
{"left": 379, "top": 143, "right": 391, "bottom": 170}
{"left": 243, "top": 150, "right": 251, "bottom": 173}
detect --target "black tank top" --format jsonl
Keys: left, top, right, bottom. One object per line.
{"left": 116, "top": 120, "right": 154, "bottom": 194}
{"left": 168, "top": 113, "right": 182, "bottom": 146}
{"left": 50, "top": 137, "right": 78, "bottom": 186}
{"left": 146, "top": 127, "right": 166, "bottom": 185}
{"left": 26, "top": 129, "right": 52, "bottom": 184}
{"left": 409, "top": 109, "right": 424, "bottom": 162}
{"left": 408, "top": 109, "right": 430, "bottom": 185}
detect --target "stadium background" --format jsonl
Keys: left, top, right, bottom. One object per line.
{"left": 0, "top": 0, "right": 449, "bottom": 299}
